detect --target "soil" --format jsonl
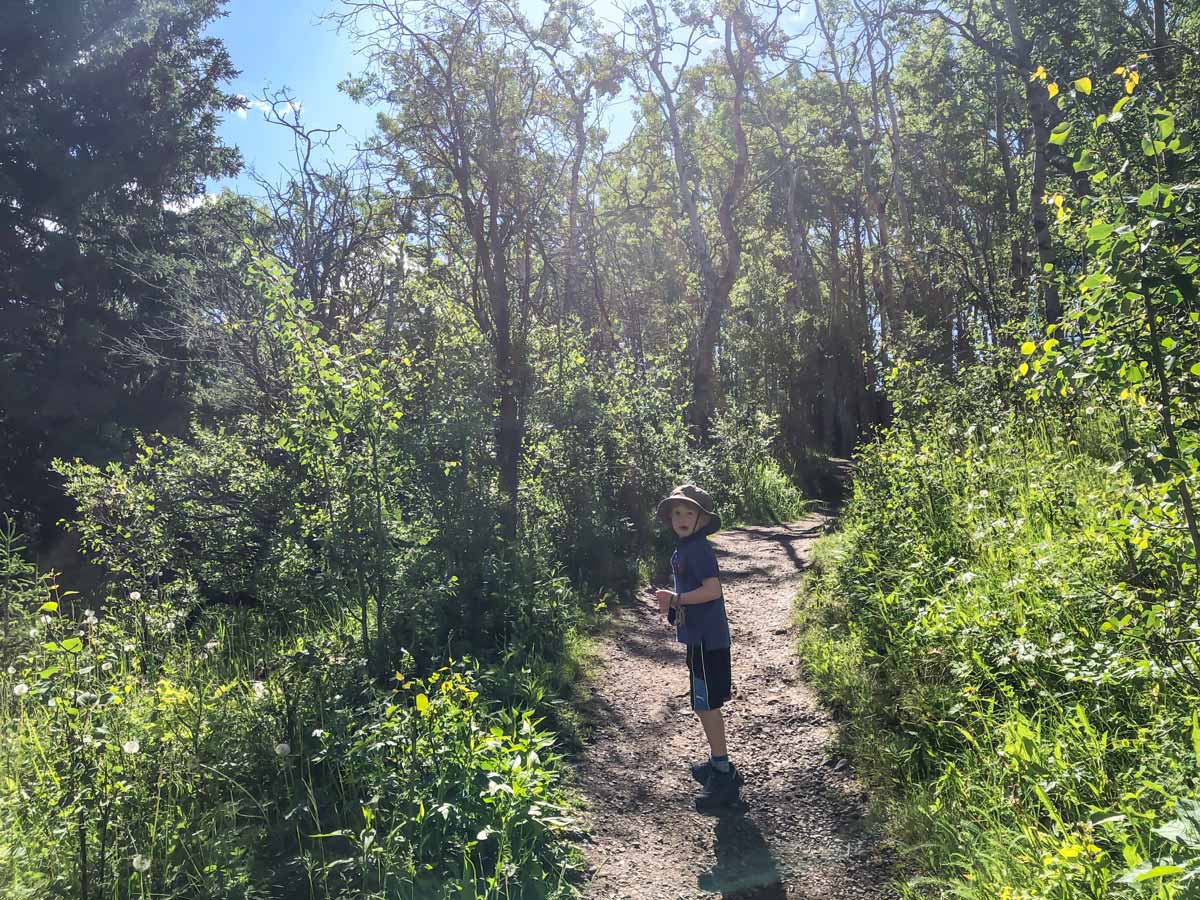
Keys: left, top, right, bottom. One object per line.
{"left": 571, "top": 510, "right": 899, "bottom": 900}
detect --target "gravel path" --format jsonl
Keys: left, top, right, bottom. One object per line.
{"left": 571, "top": 513, "right": 898, "bottom": 900}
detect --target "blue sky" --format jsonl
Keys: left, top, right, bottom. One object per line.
{"left": 204, "top": 0, "right": 638, "bottom": 197}
{"left": 204, "top": 1, "right": 380, "bottom": 195}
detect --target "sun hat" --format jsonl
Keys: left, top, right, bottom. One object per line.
{"left": 656, "top": 484, "right": 721, "bottom": 531}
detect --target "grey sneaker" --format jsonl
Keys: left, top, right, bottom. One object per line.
{"left": 695, "top": 765, "right": 741, "bottom": 812}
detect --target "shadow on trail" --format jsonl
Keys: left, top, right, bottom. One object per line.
{"left": 698, "top": 807, "right": 786, "bottom": 899}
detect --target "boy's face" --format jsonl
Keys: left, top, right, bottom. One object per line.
{"left": 670, "top": 502, "right": 705, "bottom": 538}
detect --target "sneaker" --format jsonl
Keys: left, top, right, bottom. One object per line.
{"left": 694, "top": 765, "right": 741, "bottom": 812}
{"left": 690, "top": 759, "right": 743, "bottom": 785}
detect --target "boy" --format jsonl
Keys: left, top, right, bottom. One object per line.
{"left": 654, "top": 484, "right": 743, "bottom": 811}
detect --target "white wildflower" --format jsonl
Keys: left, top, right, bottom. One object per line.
{"left": 978, "top": 489, "right": 990, "bottom": 498}
{"left": 132, "top": 854, "right": 150, "bottom": 873}
{"left": 123, "top": 739, "right": 140, "bottom": 754}
{"left": 251, "top": 681, "right": 266, "bottom": 700}
{"left": 13, "top": 683, "right": 29, "bottom": 697}
{"left": 312, "top": 728, "right": 325, "bottom": 738}
{"left": 101, "top": 661, "right": 113, "bottom": 672}
{"left": 274, "top": 742, "right": 291, "bottom": 756}
{"left": 957, "top": 571, "right": 978, "bottom": 585}
{"left": 129, "top": 591, "right": 141, "bottom": 602}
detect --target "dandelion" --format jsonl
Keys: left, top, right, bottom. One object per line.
{"left": 274, "top": 742, "right": 291, "bottom": 756}
{"left": 101, "top": 661, "right": 113, "bottom": 672}
{"left": 123, "top": 739, "right": 140, "bottom": 754}
{"left": 132, "top": 854, "right": 151, "bottom": 873}
{"left": 13, "top": 683, "right": 29, "bottom": 697}
{"left": 129, "top": 591, "right": 141, "bottom": 602}
{"left": 251, "top": 681, "right": 267, "bottom": 700}
{"left": 978, "top": 489, "right": 990, "bottom": 498}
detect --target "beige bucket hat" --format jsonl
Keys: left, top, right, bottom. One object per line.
{"left": 656, "top": 484, "right": 721, "bottom": 531}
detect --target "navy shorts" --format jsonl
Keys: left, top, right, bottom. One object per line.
{"left": 686, "top": 643, "right": 732, "bottom": 711}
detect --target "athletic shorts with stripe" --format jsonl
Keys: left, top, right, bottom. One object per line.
{"left": 686, "top": 642, "right": 732, "bottom": 711}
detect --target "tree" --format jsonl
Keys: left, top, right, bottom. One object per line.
{"left": 0, "top": 0, "right": 243, "bottom": 540}
{"left": 335, "top": 0, "right": 567, "bottom": 539}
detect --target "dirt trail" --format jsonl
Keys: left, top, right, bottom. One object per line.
{"left": 572, "top": 512, "right": 897, "bottom": 900}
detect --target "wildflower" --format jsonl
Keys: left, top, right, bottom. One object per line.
{"left": 165, "top": 622, "right": 175, "bottom": 632}
{"left": 251, "top": 681, "right": 267, "bottom": 700}
{"left": 978, "top": 489, "right": 990, "bottom": 498}
{"left": 132, "top": 854, "right": 151, "bottom": 873}
{"left": 123, "top": 643, "right": 135, "bottom": 652}
{"left": 39, "top": 615, "right": 51, "bottom": 625}
{"left": 13, "top": 683, "right": 29, "bottom": 697}
{"left": 312, "top": 728, "right": 325, "bottom": 738}
{"left": 101, "top": 661, "right": 113, "bottom": 672}
{"left": 123, "top": 739, "right": 140, "bottom": 754}
{"left": 129, "top": 591, "right": 141, "bottom": 602}
{"left": 274, "top": 742, "right": 291, "bottom": 756}
{"left": 205, "top": 640, "right": 218, "bottom": 652}
{"left": 5, "top": 666, "right": 13, "bottom": 675}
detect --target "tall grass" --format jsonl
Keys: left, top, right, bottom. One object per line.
{"left": 0, "top": 523, "right": 588, "bottom": 900}
{"left": 795, "top": 376, "right": 1200, "bottom": 898}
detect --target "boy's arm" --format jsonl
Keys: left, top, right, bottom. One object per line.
{"left": 676, "top": 577, "right": 722, "bottom": 605}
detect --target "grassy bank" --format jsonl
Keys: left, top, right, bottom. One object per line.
{"left": 794, "top": 368, "right": 1200, "bottom": 899}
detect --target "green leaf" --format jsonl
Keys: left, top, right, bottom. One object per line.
{"left": 40, "top": 601, "right": 58, "bottom": 612}
{"left": 1138, "top": 185, "right": 1161, "bottom": 208}
{"left": 1142, "top": 137, "right": 1158, "bottom": 156}
{"left": 1049, "top": 122, "right": 1072, "bottom": 145}
{"left": 1154, "top": 798, "right": 1200, "bottom": 848}
{"left": 1073, "top": 150, "right": 1097, "bottom": 172}
{"left": 1156, "top": 111, "right": 1176, "bottom": 139}
{"left": 1126, "top": 364, "right": 1144, "bottom": 383}
{"left": 61, "top": 637, "right": 83, "bottom": 654}
{"left": 1086, "top": 222, "right": 1115, "bottom": 242}
{"left": 1192, "top": 709, "right": 1200, "bottom": 767}
{"left": 1191, "top": 363, "right": 1200, "bottom": 376}
{"left": 1161, "top": 337, "right": 1176, "bottom": 351}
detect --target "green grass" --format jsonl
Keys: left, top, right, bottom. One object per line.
{"left": 0, "top": 549, "right": 592, "bottom": 900}
{"left": 793, "top": 405, "right": 1200, "bottom": 899}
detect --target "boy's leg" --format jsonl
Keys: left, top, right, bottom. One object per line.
{"left": 696, "top": 707, "right": 727, "bottom": 757}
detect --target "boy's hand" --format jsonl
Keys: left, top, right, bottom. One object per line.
{"left": 654, "top": 589, "right": 676, "bottom": 617}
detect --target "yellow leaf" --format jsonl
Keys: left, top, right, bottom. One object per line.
{"left": 1075, "top": 77, "right": 1092, "bottom": 94}
{"left": 1114, "top": 66, "right": 1126, "bottom": 75}
{"left": 1021, "top": 341, "right": 1037, "bottom": 355}
{"left": 415, "top": 693, "right": 430, "bottom": 714}
{"left": 1018, "top": 362, "right": 1029, "bottom": 376}
{"left": 1047, "top": 82, "right": 1059, "bottom": 98}
{"left": 1029, "top": 64, "right": 1047, "bottom": 82}
{"left": 1052, "top": 193, "right": 1064, "bottom": 208}
{"left": 1138, "top": 52, "right": 1149, "bottom": 60}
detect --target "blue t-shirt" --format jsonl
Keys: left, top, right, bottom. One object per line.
{"left": 671, "top": 525, "right": 731, "bottom": 649}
